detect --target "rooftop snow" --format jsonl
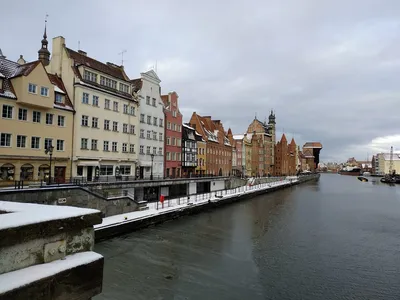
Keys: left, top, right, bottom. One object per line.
{"left": 0, "top": 72, "right": 5, "bottom": 78}
{"left": 54, "top": 85, "right": 65, "bottom": 94}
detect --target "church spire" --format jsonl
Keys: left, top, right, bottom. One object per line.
{"left": 38, "top": 15, "right": 50, "bottom": 66}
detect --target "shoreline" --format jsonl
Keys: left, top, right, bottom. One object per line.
{"left": 95, "top": 174, "right": 319, "bottom": 242}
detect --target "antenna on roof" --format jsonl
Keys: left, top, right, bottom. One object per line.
{"left": 155, "top": 60, "right": 158, "bottom": 73}
{"left": 119, "top": 50, "right": 127, "bottom": 66}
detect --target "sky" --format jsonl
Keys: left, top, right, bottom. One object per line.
{"left": 2, "top": 0, "right": 400, "bottom": 162}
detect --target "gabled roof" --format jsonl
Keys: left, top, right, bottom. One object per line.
{"left": 0, "top": 56, "right": 18, "bottom": 99}
{"left": 303, "top": 142, "right": 323, "bottom": 149}
{"left": 11, "top": 60, "right": 41, "bottom": 78}
{"left": 47, "top": 74, "right": 74, "bottom": 112}
{"left": 141, "top": 69, "right": 161, "bottom": 83}
{"left": 66, "top": 48, "right": 128, "bottom": 81}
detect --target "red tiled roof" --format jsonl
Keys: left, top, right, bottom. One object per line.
{"left": 47, "top": 73, "right": 74, "bottom": 111}
{"left": 11, "top": 60, "right": 41, "bottom": 78}
{"left": 66, "top": 48, "right": 128, "bottom": 81}
{"left": 303, "top": 142, "right": 323, "bottom": 148}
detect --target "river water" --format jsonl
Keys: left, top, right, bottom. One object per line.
{"left": 94, "top": 174, "right": 400, "bottom": 300}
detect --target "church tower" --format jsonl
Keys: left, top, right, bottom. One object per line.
{"left": 38, "top": 20, "right": 50, "bottom": 66}
{"left": 268, "top": 110, "right": 276, "bottom": 174}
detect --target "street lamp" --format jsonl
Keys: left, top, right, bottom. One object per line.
{"left": 45, "top": 143, "right": 54, "bottom": 185}
{"left": 150, "top": 153, "right": 155, "bottom": 180}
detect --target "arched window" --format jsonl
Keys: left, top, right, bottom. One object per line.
{"left": 38, "top": 164, "right": 50, "bottom": 180}
{"left": 0, "top": 163, "right": 15, "bottom": 181}
{"left": 20, "top": 164, "right": 34, "bottom": 181}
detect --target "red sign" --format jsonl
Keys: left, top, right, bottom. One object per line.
{"left": 160, "top": 195, "right": 165, "bottom": 203}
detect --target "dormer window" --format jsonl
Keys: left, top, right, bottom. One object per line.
{"left": 0, "top": 78, "right": 3, "bottom": 90}
{"left": 84, "top": 70, "right": 97, "bottom": 83}
{"left": 55, "top": 93, "right": 63, "bottom": 103}
{"left": 119, "top": 83, "right": 129, "bottom": 93}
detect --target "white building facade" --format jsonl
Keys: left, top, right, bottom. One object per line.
{"left": 133, "top": 70, "right": 164, "bottom": 179}
{"left": 48, "top": 36, "right": 139, "bottom": 181}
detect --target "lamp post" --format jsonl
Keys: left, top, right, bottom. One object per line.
{"left": 150, "top": 153, "right": 155, "bottom": 180}
{"left": 45, "top": 143, "right": 54, "bottom": 185}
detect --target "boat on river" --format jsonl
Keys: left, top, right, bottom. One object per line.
{"left": 357, "top": 176, "right": 368, "bottom": 182}
{"left": 339, "top": 166, "right": 361, "bottom": 176}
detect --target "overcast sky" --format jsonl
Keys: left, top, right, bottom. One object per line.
{"left": 2, "top": 0, "right": 400, "bottom": 162}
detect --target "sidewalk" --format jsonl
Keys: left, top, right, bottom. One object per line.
{"left": 94, "top": 178, "right": 296, "bottom": 231}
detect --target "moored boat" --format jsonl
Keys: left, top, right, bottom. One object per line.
{"left": 339, "top": 166, "right": 361, "bottom": 176}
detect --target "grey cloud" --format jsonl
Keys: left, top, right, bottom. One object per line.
{"left": 3, "top": 0, "right": 400, "bottom": 162}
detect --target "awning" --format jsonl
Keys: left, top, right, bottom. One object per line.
{"left": 77, "top": 161, "right": 100, "bottom": 167}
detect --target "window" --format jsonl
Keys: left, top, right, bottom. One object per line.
{"left": 166, "top": 152, "right": 170, "bottom": 160}
{"left": 16, "top": 135, "right": 26, "bottom": 148}
{"left": 173, "top": 123, "right": 176, "bottom": 131}
{"left": 81, "top": 138, "right": 88, "bottom": 149}
{"left": 2, "top": 105, "right": 13, "bottom": 119}
{"left": 152, "top": 98, "right": 156, "bottom": 106}
{"left": 172, "top": 152, "right": 176, "bottom": 160}
{"left": 123, "top": 104, "right": 128, "bottom": 114}
{"left": 91, "top": 139, "right": 98, "bottom": 150}
{"left": 146, "top": 96, "right": 150, "bottom": 105}
{"left": 81, "top": 115, "right": 89, "bottom": 126}
{"left": 129, "top": 144, "right": 135, "bottom": 153}
{"left": 112, "top": 142, "right": 118, "bottom": 152}
{"left": 153, "top": 132, "right": 157, "bottom": 140}
{"left": 130, "top": 106, "right": 135, "bottom": 116}
{"left": 33, "top": 111, "right": 41, "bottom": 123}
{"left": 104, "top": 120, "right": 110, "bottom": 130}
{"left": 0, "top": 133, "right": 11, "bottom": 147}
{"left": 105, "top": 99, "right": 110, "bottom": 109}
{"left": 147, "top": 130, "right": 151, "bottom": 139}
{"left": 46, "top": 113, "right": 53, "bottom": 125}
{"left": 103, "top": 141, "right": 109, "bottom": 151}
{"left": 40, "top": 87, "right": 49, "bottom": 97}
{"left": 31, "top": 137, "right": 40, "bottom": 149}
{"left": 28, "top": 83, "right": 37, "bottom": 94}
{"left": 44, "top": 138, "right": 53, "bottom": 150}
{"left": 146, "top": 146, "right": 151, "bottom": 154}
{"left": 82, "top": 93, "right": 89, "bottom": 104}
{"left": 100, "top": 165, "right": 113, "bottom": 176}
{"left": 84, "top": 70, "right": 97, "bottom": 82}
{"left": 172, "top": 137, "right": 176, "bottom": 146}
{"left": 140, "top": 114, "right": 145, "bottom": 123}
{"left": 18, "top": 108, "right": 27, "bottom": 121}
{"left": 177, "top": 125, "right": 181, "bottom": 132}
{"left": 112, "top": 121, "right": 118, "bottom": 132}
{"left": 167, "top": 122, "right": 171, "bottom": 130}
{"left": 140, "top": 129, "right": 145, "bottom": 138}
{"left": 153, "top": 147, "right": 157, "bottom": 155}
{"left": 172, "top": 110, "right": 177, "bottom": 117}
{"left": 123, "top": 123, "right": 128, "bottom": 133}
{"left": 56, "top": 140, "right": 64, "bottom": 151}
{"left": 140, "top": 145, "right": 144, "bottom": 154}
{"left": 120, "top": 165, "right": 131, "bottom": 175}
{"left": 159, "top": 133, "right": 163, "bottom": 141}
{"left": 158, "top": 147, "right": 162, "bottom": 155}
{"left": 92, "top": 117, "right": 98, "bottom": 128}
{"left": 129, "top": 125, "right": 135, "bottom": 134}
{"left": 167, "top": 137, "right": 170, "bottom": 145}
{"left": 100, "top": 76, "right": 117, "bottom": 89}
{"left": 113, "top": 101, "right": 119, "bottom": 112}
{"left": 55, "top": 94, "right": 63, "bottom": 103}
{"left": 92, "top": 95, "right": 99, "bottom": 106}
{"left": 177, "top": 139, "right": 181, "bottom": 147}
{"left": 122, "top": 143, "right": 128, "bottom": 152}
{"left": 147, "top": 116, "right": 151, "bottom": 124}
{"left": 58, "top": 115, "right": 65, "bottom": 127}
{"left": 159, "top": 118, "right": 163, "bottom": 127}
{"left": 119, "top": 83, "right": 129, "bottom": 93}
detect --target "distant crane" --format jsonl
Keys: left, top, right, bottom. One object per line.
{"left": 389, "top": 146, "right": 394, "bottom": 175}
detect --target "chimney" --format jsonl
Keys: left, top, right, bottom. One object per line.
{"left": 78, "top": 50, "right": 87, "bottom": 56}
{"left": 50, "top": 36, "right": 66, "bottom": 75}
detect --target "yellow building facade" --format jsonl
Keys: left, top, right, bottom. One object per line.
{"left": 196, "top": 136, "right": 207, "bottom": 176}
{"left": 0, "top": 55, "right": 74, "bottom": 185}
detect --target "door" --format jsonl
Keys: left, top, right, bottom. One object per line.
{"left": 87, "top": 166, "right": 93, "bottom": 181}
{"left": 54, "top": 167, "right": 66, "bottom": 183}
{"left": 139, "top": 167, "right": 144, "bottom": 179}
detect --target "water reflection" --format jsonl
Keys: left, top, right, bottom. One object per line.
{"left": 95, "top": 175, "right": 400, "bottom": 300}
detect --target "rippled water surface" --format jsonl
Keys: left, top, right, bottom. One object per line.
{"left": 95, "top": 175, "right": 400, "bottom": 300}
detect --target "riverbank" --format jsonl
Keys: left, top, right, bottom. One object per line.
{"left": 94, "top": 174, "right": 319, "bottom": 242}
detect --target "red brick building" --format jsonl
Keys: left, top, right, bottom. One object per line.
{"left": 274, "top": 134, "right": 298, "bottom": 176}
{"left": 161, "top": 92, "right": 182, "bottom": 178}
{"left": 189, "top": 113, "right": 232, "bottom": 176}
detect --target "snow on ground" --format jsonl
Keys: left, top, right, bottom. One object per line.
{"left": 0, "top": 201, "right": 100, "bottom": 231}
{"left": 95, "top": 179, "right": 297, "bottom": 230}
{"left": 0, "top": 252, "right": 102, "bottom": 294}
